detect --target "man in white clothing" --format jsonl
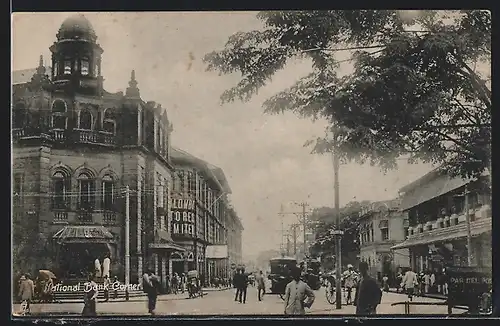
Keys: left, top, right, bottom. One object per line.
{"left": 401, "top": 268, "right": 418, "bottom": 301}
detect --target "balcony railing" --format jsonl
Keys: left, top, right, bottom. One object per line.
{"left": 53, "top": 211, "right": 69, "bottom": 222}
{"left": 12, "top": 127, "right": 117, "bottom": 146}
{"left": 407, "top": 204, "right": 491, "bottom": 238}
{"left": 103, "top": 211, "right": 117, "bottom": 225}
{"left": 77, "top": 211, "right": 93, "bottom": 223}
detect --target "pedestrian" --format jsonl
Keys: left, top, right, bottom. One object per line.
{"left": 442, "top": 268, "right": 449, "bottom": 296}
{"left": 353, "top": 262, "right": 382, "bottom": 315}
{"left": 283, "top": 266, "right": 315, "bottom": 315}
{"left": 238, "top": 268, "right": 249, "bottom": 304}
{"left": 342, "top": 264, "right": 358, "bottom": 305}
{"left": 94, "top": 258, "right": 102, "bottom": 279}
{"left": 256, "top": 270, "right": 266, "bottom": 301}
{"left": 382, "top": 275, "right": 389, "bottom": 292}
{"left": 396, "top": 271, "right": 403, "bottom": 293}
{"left": 113, "top": 276, "right": 119, "bottom": 299}
{"left": 430, "top": 271, "right": 436, "bottom": 293}
{"left": 103, "top": 275, "right": 110, "bottom": 302}
{"left": 18, "top": 274, "right": 35, "bottom": 315}
{"left": 424, "top": 272, "right": 430, "bottom": 294}
{"left": 234, "top": 268, "right": 242, "bottom": 302}
{"left": 171, "top": 273, "right": 179, "bottom": 294}
{"left": 102, "top": 256, "right": 111, "bottom": 279}
{"left": 82, "top": 273, "right": 98, "bottom": 316}
{"left": 143, "top": 270, "right": 159, "bottom": 315}
{"left": 401, "top": 268, "right": 418, "bottom": 301}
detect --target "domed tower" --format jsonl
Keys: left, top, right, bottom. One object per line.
{"left": 49, "top": 14, "right": 104, "bottom": 95}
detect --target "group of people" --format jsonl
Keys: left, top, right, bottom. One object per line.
{"left": 232, "top": 268, "right": 267, "bottom": 303}
{"left": 397, "top": 268, "right": 449, "bottom": 298}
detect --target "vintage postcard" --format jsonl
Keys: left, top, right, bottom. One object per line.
{"left": 11, "top": 10, "right": 492, "bottom": 317}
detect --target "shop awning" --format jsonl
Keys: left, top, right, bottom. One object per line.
{"left": 149, "top": 229, "right": 186, "bottom": 251}
{"left": 399, "top": 174, "right": 471, "bottom": 211}
{"left": 53, "top": 226, "right": 115, "bottom": 244}
{"left": 391, "top": 217, "right": 491, "bottom": 250}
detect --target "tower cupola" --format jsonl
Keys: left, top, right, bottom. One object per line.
{"left": 49, "top": 14, "right": 103, "bottom": 95}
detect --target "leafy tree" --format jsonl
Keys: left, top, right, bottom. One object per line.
{"left": 204, "top": 10, "right": 491, "bottom": 179}
{"left": 309, "top": 200, "right": 371, "bottom": 265}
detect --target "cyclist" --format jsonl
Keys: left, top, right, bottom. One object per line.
{"left": 342, "top": 264, "right": 358, "bottom": 305}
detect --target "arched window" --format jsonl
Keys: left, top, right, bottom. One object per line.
{"left": 81, "top": 59, "right": 90, "bottom": 76}
{"left": 78, "top": 172, "right": 95, "bottom": 210}
{"left": 51, "top": 100, "right": 67, "bottom": 129}
{"left": 102, "top": 175, "right": 114, "bottom": 211}
{"left": 52, "top": 171, "right": 70, "bottom": 209}
{"left": 64, "top": 60, "right": 72, "bottom": 75}
{"left": 102, "top": 109, "right": 116, "bottom": 134}
{"left": 171, "top": 252, "right": 182, "bottom": 260}
{"left": 13, "top": 103, "right": 27, "bottom": 129}
{"left": 79, "top": 109, "right": 93, "bottom": 130}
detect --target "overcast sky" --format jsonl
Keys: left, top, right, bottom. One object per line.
{"left": 12, "top": 12, "right": 435, "bottom": 260}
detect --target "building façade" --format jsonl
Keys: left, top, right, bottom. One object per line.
{"left": 12, "top": 14, "right": 183, "bottom": 289}
{"left": 169, "top": 148, "right": 243, "bottom": 284}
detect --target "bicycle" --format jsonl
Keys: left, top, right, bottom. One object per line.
{"left": 325, "top": 278, "right": 338, "bottom": 304}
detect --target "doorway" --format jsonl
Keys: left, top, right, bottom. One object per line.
{"left": 59, "top": 243, "right": 110, "bottom": 278}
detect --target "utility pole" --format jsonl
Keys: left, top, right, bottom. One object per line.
{"left": 280, "top": 204, "right": 285, "bottom": 254}
{"left": 125, "top": 185, "right": 130, "bottom": 300}
{"left": 332, "top": 135, "right": 342, "bottom": 310}
{"left": 292, "top": 225, "right": 298, "bottom": 260}
{"left": 453, "top": 184, "right": 473, "bottom": 266}
{"left": 464, "top": 185, "right": 472, "bottom": 266}
{"left": 301, "top": 202, "right": 308, "bottom": 261}
{"left": 286, "top": 233, "right": 291, "bottom": 256}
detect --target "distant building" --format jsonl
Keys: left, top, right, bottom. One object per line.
{"left": 358, "top": 199, "right": 410, "bottom": 280}
{"left": 168, "top": 147, "right": 243, "bottom": 283}
{"left": 391, "top": 168, "right": 491, "bottom": 272}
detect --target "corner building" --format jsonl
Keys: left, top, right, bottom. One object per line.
{"left": 12, "top": 14, "right": 184, "bottom": 289}
{"left": 170, "top": 148, "right": 244, "bottom": 285}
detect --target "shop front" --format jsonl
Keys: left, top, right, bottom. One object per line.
{"left": 392, "top": 217, "right": 492, "bottom": 272}
{"left": 52, "top": 225, "right": 116, "bottom": 280}
{"left": 148, "top": 229, "right": 186, "bottom": 292}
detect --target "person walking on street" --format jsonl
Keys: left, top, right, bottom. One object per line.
{"left": 423, "top": 272, "right": 430, "bottom": 294}
{"left": 256, "top": 270, "right": 266, "bottom": 301}
{"left": 82, "top": 274, "right": 98, "bottom": 316}
{"left": 238, "top": 268, "right": 249, "bottom": 304}
{"left": 354, "top": 262, "right": 382, "bottom": 315}
{"left": 401, "top": 268, "right": 418, "bottom": 301}
{"left": 343, "top": 264, "right": 358, "bottom": 305}
{"left": 143, "top": 270, "right": 159, "bottom": 315}
{"left": 382, "top": 275, "right": 389, "bottom": 292}
{"left": 234, "top": 268, "right": 242, "bottom": 302}
{"left": 283, "top": 266, "right": 315, "bottom": 315}
{"left": 112, "top": 276, "right": 119, "bottom": 299}
{"left": 18, "top": 274, "right": 35, "bottom": 315}
{"left": 103, "top": 275, "right": 111, "bottom": 302}
{"left": 430, "top": 271, "right": 436, "bottom": 294}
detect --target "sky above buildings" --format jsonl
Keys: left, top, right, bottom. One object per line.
{"left": 12, "top": 12, "right": 436, "bottom": 260}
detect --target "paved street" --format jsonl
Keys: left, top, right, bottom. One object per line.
{"left": 13, "top": 286, "right": 466, "bottom": 316}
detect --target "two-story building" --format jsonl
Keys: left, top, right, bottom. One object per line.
{"left": 391, "top": 168, "right": 492, "bottom": 273}
{"left": 169, "top": 147, "right": 243, "bottom": 284}
{"left": 12, "top": 14, "right": 185, "bottom": 289}
{"left": 358, "top": 199, "right": 410, "bottom": 281}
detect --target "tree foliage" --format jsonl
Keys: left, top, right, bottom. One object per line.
{"left": 308, "top": 200, "right": 371, "bottom": 259}
{"left": 204, "top": 10, "right": 491, "bottom": 178}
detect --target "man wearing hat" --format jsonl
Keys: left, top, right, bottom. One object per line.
{"left": 283, "top": 266, "right": 315, "bottom": 315}
{"left": 342, "top": 264, "right": 359, "bottom": 305}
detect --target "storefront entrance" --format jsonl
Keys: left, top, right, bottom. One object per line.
{"left": 59, "top": 242, "right": 111, "bottom": 278}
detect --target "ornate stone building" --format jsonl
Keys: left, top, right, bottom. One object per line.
{"left": 12, "top": 14, "right": 244, "bottom": 290}
{"left": 12, "top": 14, "right": 183, "bottom": 289}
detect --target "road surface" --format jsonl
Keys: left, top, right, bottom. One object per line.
{"left": 13, "top": 286, "right": 466, "bottom": 316}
